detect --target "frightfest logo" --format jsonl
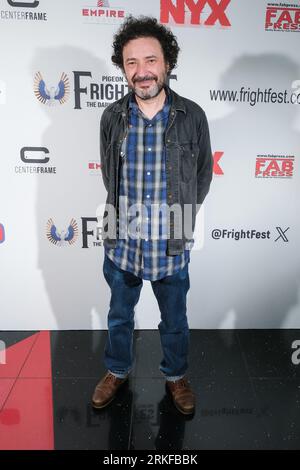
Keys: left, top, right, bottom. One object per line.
{"left": 34, "top": 72, "right": 70, "bottom": 106}
{"left": 32, "top": 72, "right": 179, "bottom": 110}
{"left": 73, "top": 72, "right": 129, "bottom": 109}
{"left": 73, "top": 72, "right": 178, "bottom": 110}
{"left": 46, "top": 218, "right": 101, "bottom": 248}
{"left": 46, "top": 218, "right": 79, "bottom": 246}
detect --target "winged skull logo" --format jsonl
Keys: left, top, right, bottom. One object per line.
{"left": 46, "top": 218, "right": 78, "bottom": 246}
{"left": 34, "top": 72, "right": 70, "bottom": 106}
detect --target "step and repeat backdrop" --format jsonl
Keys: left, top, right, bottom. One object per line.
{"left": 0, "top": 0, "right": 299, "bottom": 330}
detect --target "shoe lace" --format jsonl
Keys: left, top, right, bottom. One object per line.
{"left": 104, "top": 373, "right": 118, "bottom": 384}
{"left": 172, "top": 378, "right": 188, "bottom": 389}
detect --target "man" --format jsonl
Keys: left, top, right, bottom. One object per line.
{"left": 92, "top": 16, "right": 213, "bottom": 415}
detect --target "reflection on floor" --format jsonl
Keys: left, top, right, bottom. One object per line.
{"left": 0, "top": 330, "right": 299, "bottom": 450}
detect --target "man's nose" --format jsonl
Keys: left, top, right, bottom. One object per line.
{"left": 136, "top": 62, "right": 147, "bottom": 77}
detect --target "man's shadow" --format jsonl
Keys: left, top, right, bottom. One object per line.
{"left": 188, "top": 53, "right": 300, "bottom": 330}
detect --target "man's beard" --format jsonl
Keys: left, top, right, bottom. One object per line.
{"left": 131, "top": 74, "right": 167, "bottom": 100}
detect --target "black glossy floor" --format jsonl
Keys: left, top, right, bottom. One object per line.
{"left": 0, "top": 330, "right": 300, "bottom": 450}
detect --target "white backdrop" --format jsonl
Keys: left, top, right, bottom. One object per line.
{"left": 0, "top": 0, "right": 299, "bottom": 330}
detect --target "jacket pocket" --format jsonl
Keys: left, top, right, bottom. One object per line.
{"left": 179, "top": 143, "right": 198, "bottom": 183}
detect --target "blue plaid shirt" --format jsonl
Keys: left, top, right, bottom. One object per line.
{"left": 105, "top": 89, "right": 191, "bottom": 281}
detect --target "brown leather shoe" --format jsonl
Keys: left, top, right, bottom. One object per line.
{"left": 166, "top": 377, "right": 196, "bottom": 415}
{"left": 92, "top": 372, "right": 128, "bottom": 409}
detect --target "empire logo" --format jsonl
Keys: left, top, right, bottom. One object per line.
{"left": 160, "top": 0, "right": 231, "bottom": 27}
{"left": 82, "top": 0, "right": 125, "bottom": 24}
{"left": 89, "top": 161, "right": 101, "bottom": 176}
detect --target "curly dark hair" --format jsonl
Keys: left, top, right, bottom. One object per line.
{"left": 111, "top": 15, "right": 180, "bottom": 74}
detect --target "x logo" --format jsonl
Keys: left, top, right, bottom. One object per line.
{"left": 275, "top": 226, "right": 289, "bottom": 242}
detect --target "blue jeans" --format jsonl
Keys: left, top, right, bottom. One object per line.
{"left": 102, "top": 253, "right": 190, "bottom": 381}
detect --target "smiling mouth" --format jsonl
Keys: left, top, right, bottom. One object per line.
{"left": 139, "top": 80, "right": 153, "bottom": 86}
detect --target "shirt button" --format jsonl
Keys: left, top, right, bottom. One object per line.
{"left": 146, "top": 194, "right": 150, "bottom": 198}
{"left": 147, "top": 171, "right": 151, "bottom": 175}
{"left": 168, "top": 194, "right": 172, "bottom": 199}
{"left": 148, "top": 148, "right": 152, "bottom": 151}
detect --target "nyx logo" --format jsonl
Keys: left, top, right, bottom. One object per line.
{"left": 160, "top": 0, "right": 231, "bottom": 26}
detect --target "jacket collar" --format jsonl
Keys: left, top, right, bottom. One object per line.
{"left": 111, "top": 84, "right": 186, "bottom": 115}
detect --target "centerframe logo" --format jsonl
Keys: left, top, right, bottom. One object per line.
{"left": 15, "top": 147, "right": 57, "bottom": 175}
{"left": 7, "top": 0, "right": 39, "bottom": 7}
{"left": 21, "top": 147, "right": 49, "bottom": 164}
{"left": 2, "top": 1, "right": 46, "bottom": 21}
